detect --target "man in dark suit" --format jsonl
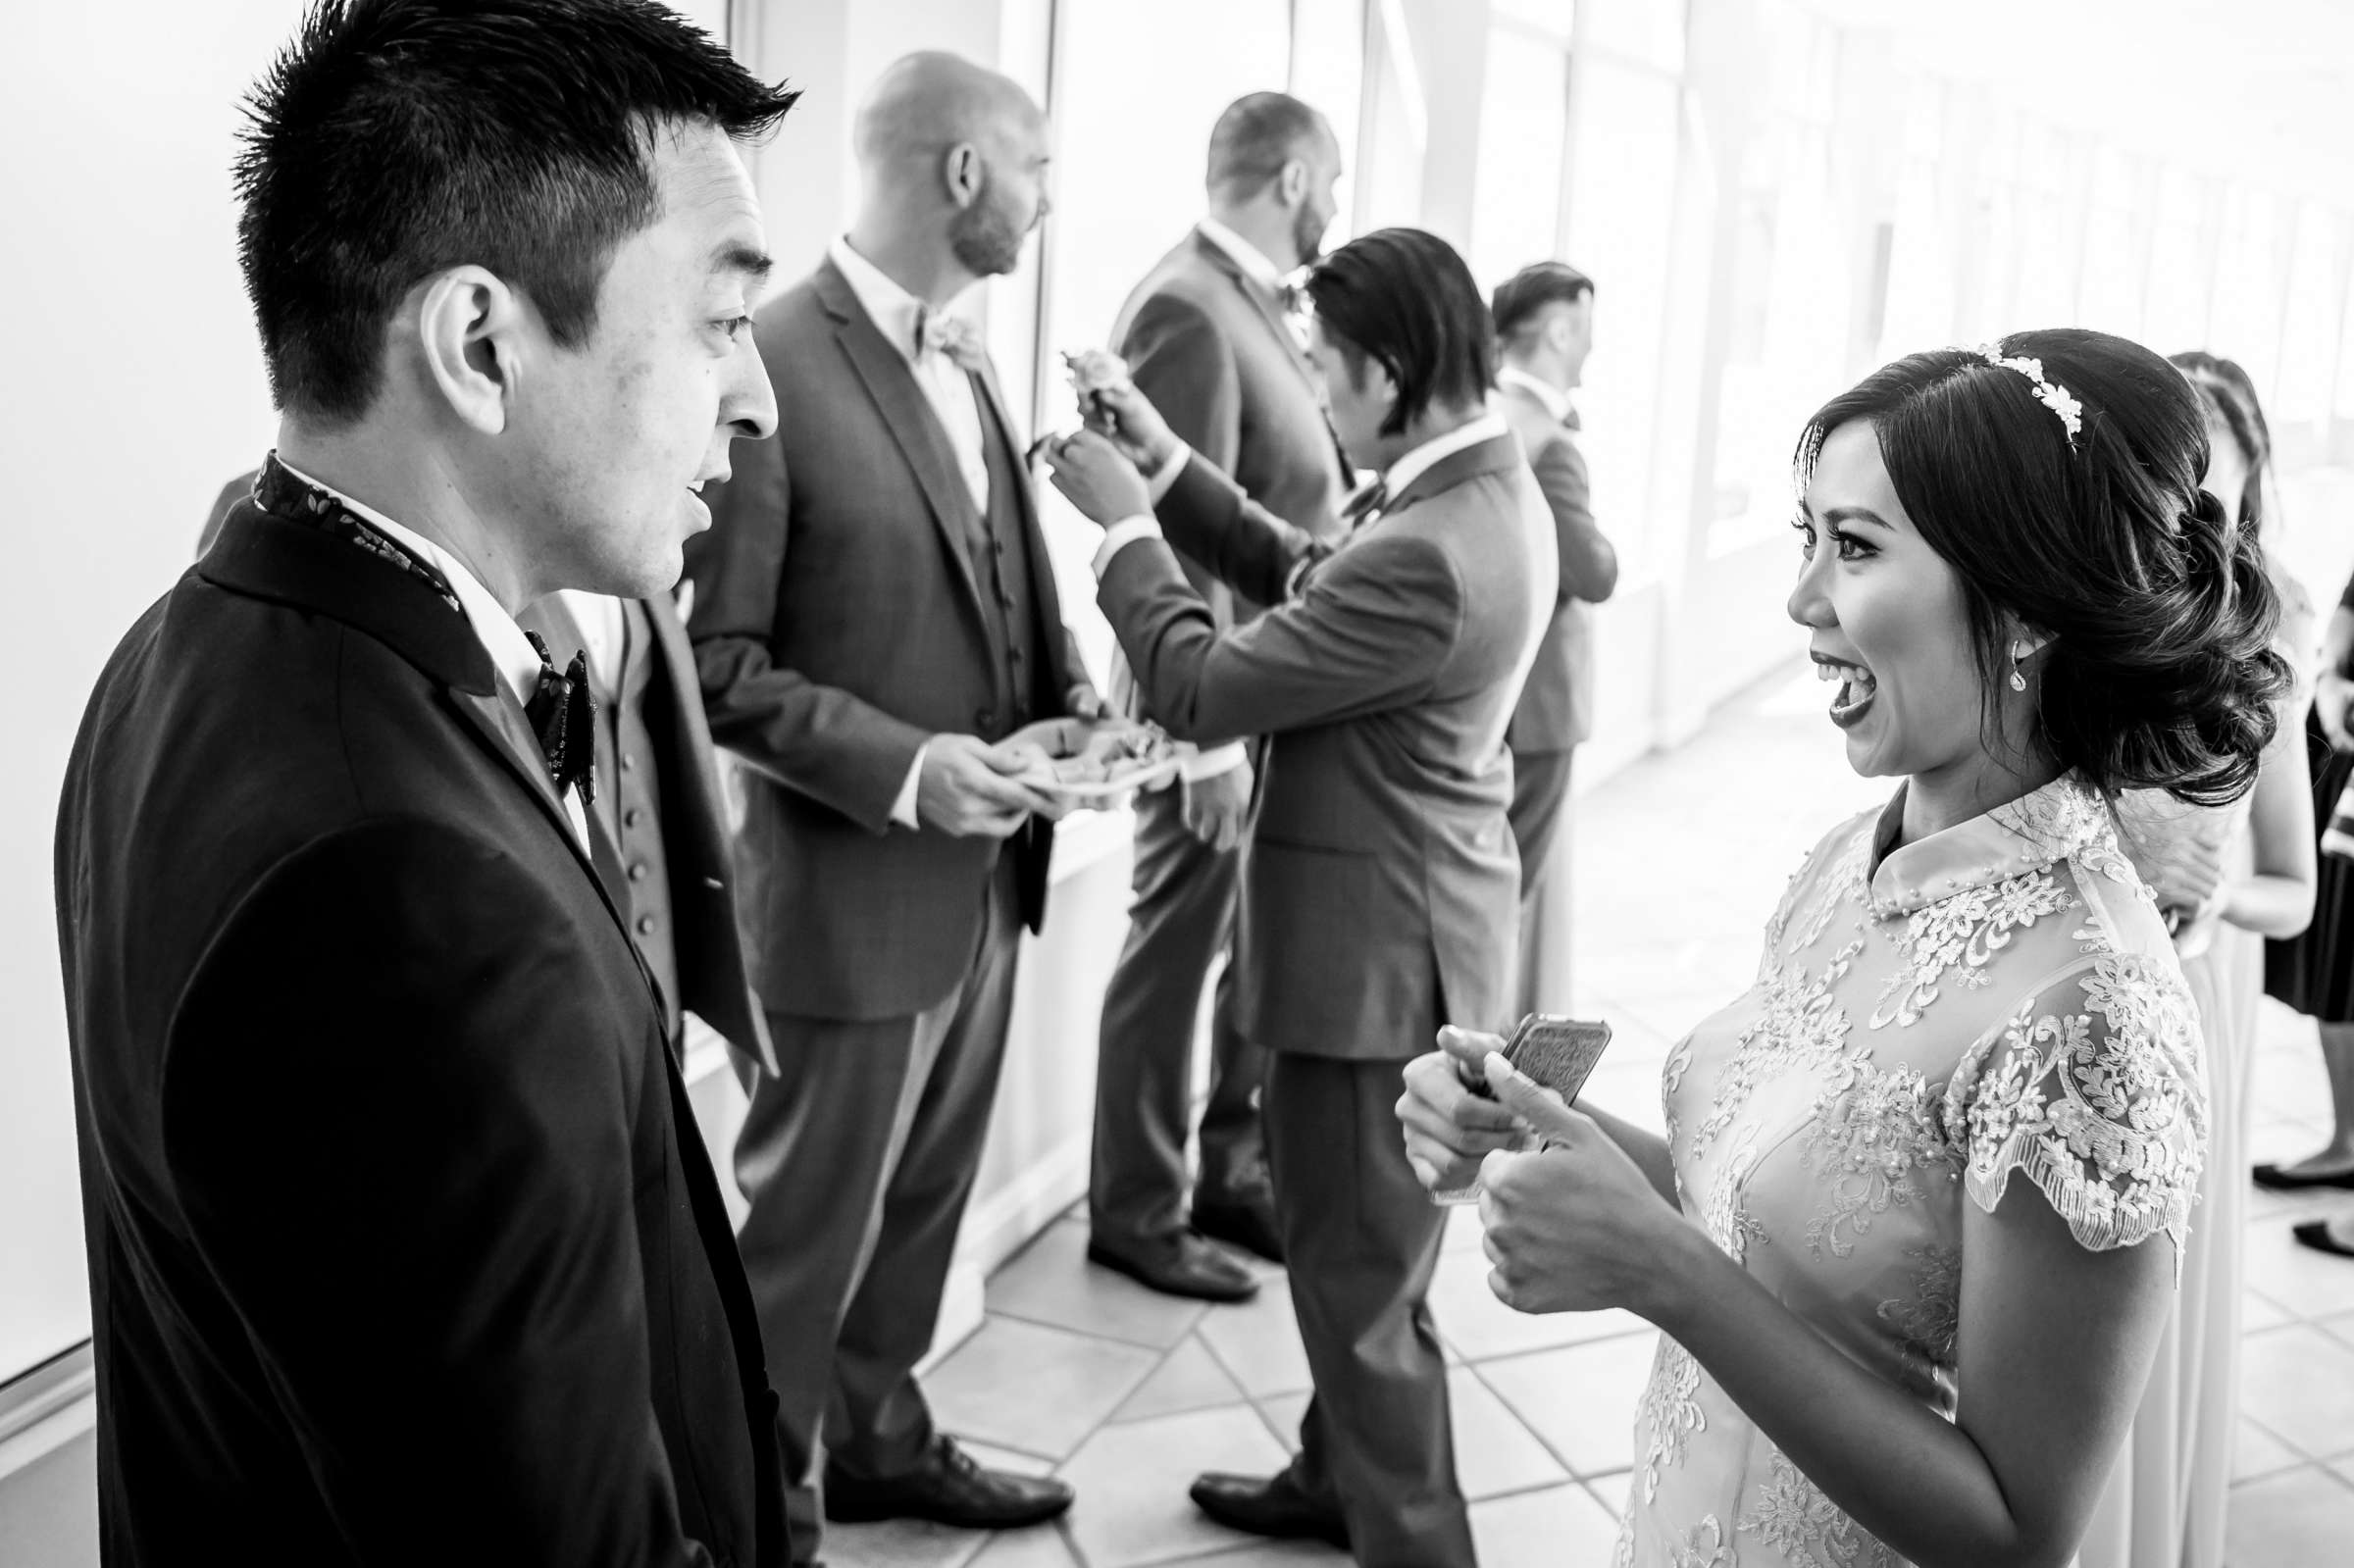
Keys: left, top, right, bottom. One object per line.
{"left": 1086, "top": 92, "right": 1352, "bottom": 1302}
{"left": 1047, "top": 228, "right": 1558, "bottom": 1567}
{"left": 686, "top": 51, "right": 1087, "bottom": 1555}
{"left": 54, "top": 5, "right": 796, "bottom": 1563}
{"left": 1491, "top": 263, "right": 1617, "bottom": 1015}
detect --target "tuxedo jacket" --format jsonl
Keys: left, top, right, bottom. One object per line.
{"left": 55, "top": 501, "right": 786, "bottom": 1566}
{"left": 1109, "top": 229, "right": 1348, "bottom": 627}
{"left": 1099, "top": 433, "right": 1555, "bottom": 1058}
{"left": 517, "top": 589, "right": 772, "bottom": 1072}
{"left": 1497, "top": 380, "right": 1616, "bottom": 753}
{"left": 687, "top": 258, "right": 1089, "bottom": 1022}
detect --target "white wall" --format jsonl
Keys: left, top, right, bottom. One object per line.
{"left": 0, "top": 0, "right": 322, "bottom": 1386}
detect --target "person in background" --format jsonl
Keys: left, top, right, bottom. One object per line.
{"left": 1401, "top": 329, "right": 2285, "bottom": 1568}
{"left": 2257, "top": 544, "right": 2354, "bottom": 1260}
{"left": 2085, "top": 350, "right": 2314, "bottom": 1568}
{"left": 1047, "top": 226, "right": 1557, "bottom": 1566}
{"left": 58, "top": 2, "right": 796, "bottom": 1560}
{"left": 1086, "top": 90, "right": 1352, "bottom": 1303}
{"left": 685, "top": 50, "right": 1091, "bottom": 1556}
{"left": 1489, "top": 261, "right": 1618, "bottom": 1015}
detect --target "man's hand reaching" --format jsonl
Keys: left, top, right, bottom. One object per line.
{"left": 916, "top": 735, "right": 1064, "bottom": 837}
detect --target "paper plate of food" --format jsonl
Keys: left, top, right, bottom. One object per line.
{"left": 1003, "top": 716, "right": 1189, "bottom": 803}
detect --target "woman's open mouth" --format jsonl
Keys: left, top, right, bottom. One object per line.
{"left": 1816, "top": 657, "right": 1877, "bottom": 730}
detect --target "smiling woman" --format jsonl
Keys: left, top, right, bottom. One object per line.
{"left": 1400, "top": 327, "right": 2289, "bottom": 1568}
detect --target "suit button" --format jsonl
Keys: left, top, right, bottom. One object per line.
{"left": 976, "top": 708, "right": 996, "bottom": 730}
{"left": 637, "top": 914, "right": 656, "bottom": 936}
{"left": 624, "top": 807, "right": 643, "bottom": 829}
{"left": 621, "top": 752, "right": 637, "bottom": 773}
{"left": 1008, "top": 645, "right": 1024, "bottom": 664}
{"left": 628, "top": 862, "right": 648, "bottom": 883}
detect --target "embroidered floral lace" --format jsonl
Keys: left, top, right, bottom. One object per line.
{"left": 1612, "top": 774, "right": 2207, "bottom": 1566}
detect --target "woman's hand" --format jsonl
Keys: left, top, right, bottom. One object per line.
{"left": 1396, "top": 1026, "right": 1529, "bottom": 1193}
{"left": 1478, "top": 1055, "right": 1702, "bottom": 1320}
{"left": 1085, "top": 379, "right": 1184, "bottom": 473}
{"left": 1042, "top": 430, "right": 1153, "bottom": 528}
{"left": 2318, "top": 669, "right": 2354, "bottom": 754}
{"left": 2139, "top": 833, "right": 2227, "bottom": 927}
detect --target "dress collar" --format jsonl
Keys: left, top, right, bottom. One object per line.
{"left": 276, "top": 458, "right": 547, "bottom": 709}
{"left": 1866, "top": 772, "right": 2125, "bottom": 919}
{"left": 1195, "top": 218, "right": 1289, "bottom": 295}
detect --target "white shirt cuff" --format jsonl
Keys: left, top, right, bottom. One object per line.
{"left": 1146, "top": 441, "right": 1191, "bottom": 502}
{"left": 1181, "top": 740, "right": 1250, "bottom": 782}
{"left": 891, "top": 740, "right": 930, "bottom": 830}
{"left": 1093, "top": 518, "right": 1163, "bottom": 579}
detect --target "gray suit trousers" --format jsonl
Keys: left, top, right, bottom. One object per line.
{"left": 734, "top": 862, "right": 1022, "bottom": 1562}
{"left": 1265, "top": 1049, "right": 1474, "bottom": 1567}
{"left": 1510, "top": 747, "right": 1575, "bottom": 1019}
{"left": 1089, "top": 775, "right": 1269, "bottom": 1248}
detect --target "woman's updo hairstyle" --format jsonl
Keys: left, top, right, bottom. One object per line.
{"left": 1795, "top": 328, "right": 2288, "bottom": 807}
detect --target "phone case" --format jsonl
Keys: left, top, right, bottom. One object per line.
{"left": 1505, "top": 1015, "right": 1612, "bottom": 1107}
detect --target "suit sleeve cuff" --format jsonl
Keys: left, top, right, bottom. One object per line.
{"left": 1180, "top": 740, "right": 1249, "bottom": 782}
{"left": 1092, "top": 519, "right": 1164, "bottom": 580}
{"left": 890, "top": 740, "right": 930, "bottom": 830}
{"left": 1146, "top": 440, "right": 1191, "bottom": 502}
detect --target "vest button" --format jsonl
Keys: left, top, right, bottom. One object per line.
{"left": 624, "top": 807, "right": 643, "bottom": 829}
{"left": 975, "top": 708, "right": 996, "bottom": 731}
{"left": 621, "top": 752, "right": 637, "bottom": 772}
{"left": 628, "top": 862, "right": 648, "bottom": 883}
{"left": 636, "top": 914, "right": 656, "bottom": 936}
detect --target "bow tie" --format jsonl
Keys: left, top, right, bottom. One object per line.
{"left": 523, "top": 632, "right": 597, "bottom": 809}
{"left": 914, "top": 306, "right": 984, "bottom": 372}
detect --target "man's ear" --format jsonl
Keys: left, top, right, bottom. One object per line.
{"left": 414, "top": 266, "right": 525, "bottom": 436}
{"left": 1277, "top": 158, "right": 1307, "bottom": 209}
{"left": 942, "top": 142, "right": 983, "bottom": 210}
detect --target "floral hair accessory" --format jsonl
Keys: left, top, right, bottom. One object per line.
{"left": 1976, "top": 344, "right": 2083, "bottom": 449}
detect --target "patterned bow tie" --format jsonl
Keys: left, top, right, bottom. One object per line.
{"left": 523, "top": 632, "right": 597, "bottom": 808}
{"left": 914, "top": 306, "right": 984, "bottom": 372}
{"left": 252, "top": 453, "right": 463, "bottom": 615}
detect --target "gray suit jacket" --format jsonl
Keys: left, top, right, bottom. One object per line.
{"left": 687, "top": 259, "right": 1091, "bottom": 1022}
{"left": 1110, "top": 229, "right": 1349, "bottom": 628}
{"left": 1497, "top": 381, "right": 1615, "bottom": 752}
{"left": 1099, "top": 432, "right": 1552, "bottom": 1058}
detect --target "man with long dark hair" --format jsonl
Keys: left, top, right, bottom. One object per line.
{"left": 1046, "top": 227, "right": 1559, "bottom": 1566}
{"left": 54, "top": 3, "right": 796, "bottom": 1561}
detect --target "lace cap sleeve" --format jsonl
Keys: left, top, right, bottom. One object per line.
{"left": 1943, "top": 953, "right": 2208, "bottom": 1256}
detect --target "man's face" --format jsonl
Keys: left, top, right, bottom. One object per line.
{"left": 1290, "top": 131, "right": 1344, "bottom": 267}
{"left": 1559, "top": 293, "right": 1595, "bottom": 385}
{"left": 506, "top": 123, "right": 777, "bottom": 598}
{"left": 1307, "top": 317, "right": 1394, "bottom": 469}
{"left": 950, "top": 111, "right": 1052, "bottom": 278}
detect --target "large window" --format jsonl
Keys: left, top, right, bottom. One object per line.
{"left": 1466, "top": 2, "right": 1572, "bottom": 292}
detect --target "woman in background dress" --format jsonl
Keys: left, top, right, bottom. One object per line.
{"left": 1399, "top": 329, "right": 2288, "bottom": 1568}
{"left": 2083, "top": 354, "right": 2315, "bottom": 1568}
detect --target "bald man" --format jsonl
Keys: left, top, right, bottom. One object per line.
{"left": 686, "top": 52, "right": 1089, "bottom": 1553}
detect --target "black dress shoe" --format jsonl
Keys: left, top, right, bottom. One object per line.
{"left": 1189, "top": 1470, "right": 1348, "bottom": 1547}
{"left": 1089, "top": 1236, "right": 1258, "bottom": 1302}
{"left": 2293, "top": 1220, "right": 2354, "bottom": 1259}
{"left": 2253, "top": 1161, "right": 2354, "bottom": 1191}
{"left": 1192, "top": 1191, "right": 1284, "bottom": 1265}
{"left": 824, "top": 1436, "right": 1072, "bottom": 1529}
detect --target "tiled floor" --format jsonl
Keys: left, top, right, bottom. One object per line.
{"left": 828, "top": 668, "right": 2354, "bottom": 1567}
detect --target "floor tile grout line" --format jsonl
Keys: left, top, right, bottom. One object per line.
{"left": 984, "top": 1298, "right": 1211, "bottom": 1355}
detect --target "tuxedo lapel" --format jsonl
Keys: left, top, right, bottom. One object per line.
{"left": 817, "top": 262, "right": 990, "bottom": 624}
{"left": 1192, "top": 232, "right": 1319, "bottom": 395}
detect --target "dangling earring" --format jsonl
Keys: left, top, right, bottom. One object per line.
{"left": 2009, "top": 640, "right": 2028, "bottom": 692}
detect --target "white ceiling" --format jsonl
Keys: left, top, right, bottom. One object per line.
{"left": 1796, "top": 0, "right": 2354, "bottom": 204}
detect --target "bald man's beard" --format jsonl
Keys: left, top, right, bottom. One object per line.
{"left": 1293, "top": 200, "right": 1333, "bottom": 269}
{"left": 949, "top": 168, "right": 1033, "bottom": 278}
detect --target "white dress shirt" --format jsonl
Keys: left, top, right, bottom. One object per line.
{"left": 553, "top": 588, "right": 629, "bottom": 703}
{"left": 829, "top": 235, "right": 1003, "bottom": 828}
{"left": 1497, "top": 365, "right": 1574, "bottom": 425}
{"left": 278, "top": 459, "right": 591, "bottom": 848}
{"left": 1195, "top": 217, "right": 1289, "bottom": 294}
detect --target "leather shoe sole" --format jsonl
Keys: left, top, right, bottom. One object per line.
{"left": 2293, "top": 1220, "right": 2354, "bottom": 1259}
{"left": 1192, "top": 1196, "right": 1284, "bottom": 1265}
{"left": 2253, "top": 1161, "right": 2354, "bottom": 1191}
{"left": 1189, "top": 1471, "right": 1349, "bottom": 1548}
{"left": 1088, "top": 1239, "right": 1258, "bottom": 1302}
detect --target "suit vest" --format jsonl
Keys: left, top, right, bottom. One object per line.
{"left": 585, "top": 599, "right": 680, "bottom": 1035}
{"left": 961, "top": 385, "right": 1045, "bottom": 737}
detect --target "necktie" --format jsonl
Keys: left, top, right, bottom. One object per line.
{"left": 252, "top": 454, "right": 462, "bottom": 615}
{"left": 523, "top": 632, "right": 597, "bottom": 810}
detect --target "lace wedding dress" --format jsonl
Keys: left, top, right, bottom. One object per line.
{"left": 1613, "top": 775, "right": 2209, "bottom": 1567}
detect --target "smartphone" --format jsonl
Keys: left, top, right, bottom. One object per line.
{"left": 1432, "top": 1014, "right": 1613, "bottom": 1206}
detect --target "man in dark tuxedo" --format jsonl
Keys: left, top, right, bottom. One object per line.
{"left": 1086, "top": 92, "right": 1351, "bottom": 1303}
{"left": 686, "top": 51, "right": 1088, "bottom": 1555}
{"left": 53, "top": 5, "right": 797, "bottom": 1563}
{"left": 1491, "top": 263, "right": 1617, "bottom": 1014}
{"left": 1047, "top": 228, "right": 1558, "bottom": 1567}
